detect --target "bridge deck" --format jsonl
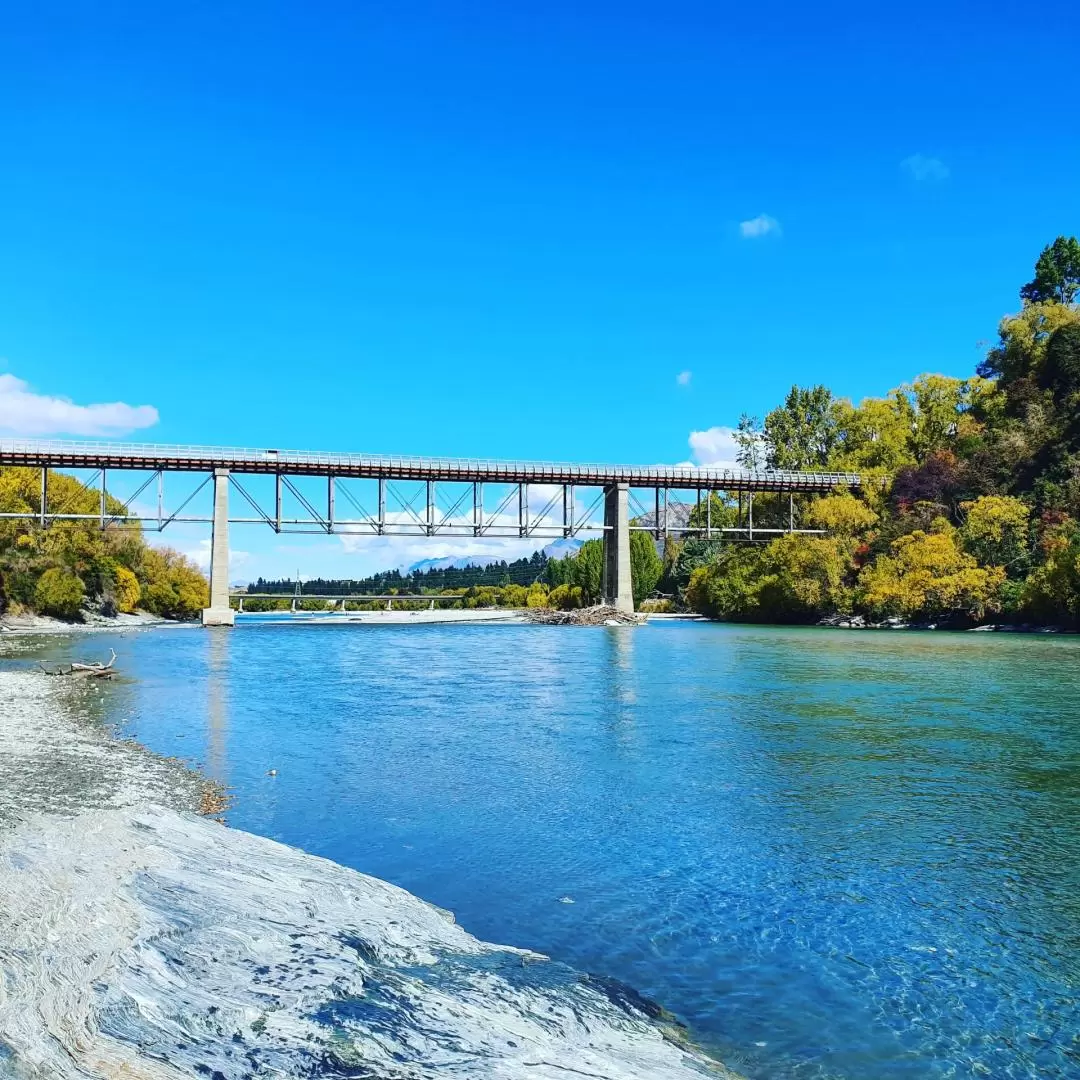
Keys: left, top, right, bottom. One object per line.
{"left": 0, "top": 439, "right": 860, "bottom": 493}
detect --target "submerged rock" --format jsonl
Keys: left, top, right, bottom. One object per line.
{"left": 0, "top": 806, "right": 731, "bottom": 1079}
{"left": 0, "top": 671, "right": 736, "bottom": 1080}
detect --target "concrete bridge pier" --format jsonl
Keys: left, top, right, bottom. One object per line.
{"left": 602, "top": 483, "right": 634, "bottom": 614}
{"left": 202, "top": 468, "right": 236, "bottom": 627}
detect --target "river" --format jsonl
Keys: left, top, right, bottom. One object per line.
{"left": 10, "top": 620, "right": 1080, "bottom": 1078}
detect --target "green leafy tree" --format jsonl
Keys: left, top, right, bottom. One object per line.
{"left": 34, "top": 567, "right": 85, "bottom": 619}
{"left": 548, "top": 584, "right": 584, "bottom": 609}
{"left": 763, "top": 385, "right": 846, "bottom": 469}
{"left": 684, "top": 535, "right": 854, "bottom": 621}
{"left": 1021, "top": 236, "right": 1080, "bottom": 305}
{"left": 501, "top": 583, "right": 528, "bottom": 607}
{"left": 734, "top": 413, "right": 765, "bottom": 470}
{"left": 684, "top": 547, "right": 767, "bottom": 619}
{"left": 832, "top": 395, "right": 917, "bottom": 472}
{"left": 139, "top": 548, "right": 209, "bottom": 619}
{"left": 571, "top": 539, "right": 604, "bottom": 604}
{"left": 1021, "top": 521, "right": 1080, "bottom": 625}
{"left": 1043, "top": 323, "right": 1080, "bottom": 397}
{"left": 754, "top": 535, "right": 855, "bottom": 619}
{"left": 525, "top": 583, "right": 550, "bottom": 608}
{"left": 978, "top": 301, "right": 1080, "bottom": 388}
{"left": 629, "top": 531, "right": 663, "bottom": 608}
{"left": 668, "top": 538, "right": 725, "bottom": 596}
{"left": 687, "top": 493, "right": 737, "bottom": 532}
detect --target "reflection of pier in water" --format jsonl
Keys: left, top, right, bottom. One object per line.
{"left": 205, "top": 631, "right": 230, "bottom": 784}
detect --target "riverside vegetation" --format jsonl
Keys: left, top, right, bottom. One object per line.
{"left": 0, "top": 468, "right": 208, "bottom": 621}
{"left": 678, "top": 236, "right": 1080, "bottom": 628}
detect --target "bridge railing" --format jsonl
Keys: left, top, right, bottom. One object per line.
{"left": 0, "top": 439, "right": 862, "bottom": 490}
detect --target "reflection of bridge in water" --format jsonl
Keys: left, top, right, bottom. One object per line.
{"left": 0, "top": 440, "right": 862, "bottom": 623}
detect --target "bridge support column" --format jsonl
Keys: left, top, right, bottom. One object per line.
{"left": 202, "top": 468, "right": 235, "bottom": 627}
{"left": 602, "top": 483, "right": 633, "bottom": 614}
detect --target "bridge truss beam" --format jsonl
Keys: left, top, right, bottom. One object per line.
{"left": 9, "top": 471, "right": 821, "bottom": 541}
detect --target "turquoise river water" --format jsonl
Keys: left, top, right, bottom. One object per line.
{"left": 13, "top": 620, "right": 1080, "bottom": 1078}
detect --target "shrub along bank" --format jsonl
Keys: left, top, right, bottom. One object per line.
{"left": 0, "top": 468, "right": 208, "bottom": 621}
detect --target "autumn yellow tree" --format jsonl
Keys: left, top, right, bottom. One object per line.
{"left": 960, "top": 495, "right": 1030, "bottom": 571}
{"left": 858, "top": 523, "right": 1004, "bottom": 621}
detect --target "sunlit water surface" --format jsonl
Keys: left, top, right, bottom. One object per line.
{"left": 15, "top": 620, "right": 1080, "bottom": 1078}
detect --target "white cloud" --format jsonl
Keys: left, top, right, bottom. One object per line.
{"left": 687, "top": 426, "right": 740, "bottom": 469}
{"left": 162, "top": 536, "right": 249, "bottom": 574}
{"left": 901, "top": 154, "right": 949, "bottom": 182}
{"left": 676, "top": 370, "right": 692, "bottom": 387}
{"left": 739, "top": 214, "right": 781, "bottom": 239}
{"left": 0, "top": 373, "right": 159, "bottom": 437}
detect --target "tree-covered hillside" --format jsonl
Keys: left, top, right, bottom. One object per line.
{"left": 0, "top": 468, "right": 208, "bottom": 620}
{"left": 673, "top": 237, "right": 1080, "bottom": 627}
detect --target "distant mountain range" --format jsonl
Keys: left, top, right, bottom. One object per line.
{"left": 630, "top": 500, "right": 694, "bottom": 532}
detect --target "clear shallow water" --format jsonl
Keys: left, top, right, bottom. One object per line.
{"left": 13, "top": 621, "right": 1080, "bottom": 1078}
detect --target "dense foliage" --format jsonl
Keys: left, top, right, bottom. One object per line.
{"left": 0, "top": 468, "right": 208, "bottom": 621}
{"left": 680, "top": 237, "right": 1080, "bottom": 628}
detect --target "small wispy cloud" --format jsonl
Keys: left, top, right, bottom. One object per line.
{"left": 739, "top": 214, "right": 781, "bottom": 239}
{"left": 676, "top": 370, "right": 692, "bottom": 387}
{"left": 901, "top": 154, "right": 949, "bottom": 183}
{"left": 0, "top": 373, "right": 159, "bottom": 436}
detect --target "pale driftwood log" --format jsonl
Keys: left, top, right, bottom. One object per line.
{"left": 70, "top": 649, "right": 117, "bottom": 673}
{"left": 39, "top": 649, "right": 118, "bottom": 678}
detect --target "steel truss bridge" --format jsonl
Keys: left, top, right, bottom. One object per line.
{"left": 0, "top": 440, "right": 862, "bottom": 624}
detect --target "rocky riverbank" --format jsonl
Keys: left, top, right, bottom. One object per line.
{"left": 0, "top": 609, "right": 172, "bottom": 633}
{"left": 0, "top": 666, "right": 735, "bottom": 1079}
{"left": 817, "top": 613, "right": 1073, "bottom": 633}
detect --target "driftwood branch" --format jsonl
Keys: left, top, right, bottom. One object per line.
{"left": 38, "top": 649, "right": 118, "bottom": 679}
{"left": 70, "top": 649, "right": 117, "bottom": 673}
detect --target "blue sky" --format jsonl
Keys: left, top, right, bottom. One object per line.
{"left": 0, "top": 1, "right": 1075, "bottom": 579}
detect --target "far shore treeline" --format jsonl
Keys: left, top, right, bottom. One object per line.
{"left": 8, "top": 237, "right": 1080, "bottom": 627}
{"left": 249, "top": 551, "right": 553, "bottom": 596}
{"left": 241, "top": 534, "right": 664, "bottom": 613}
